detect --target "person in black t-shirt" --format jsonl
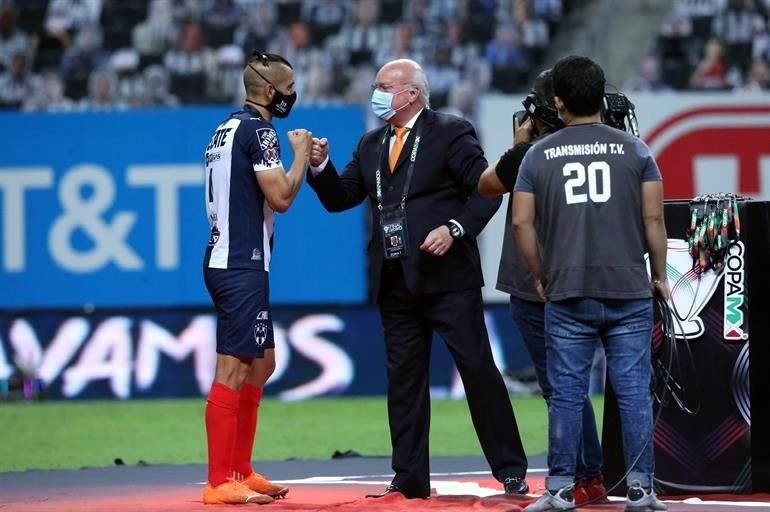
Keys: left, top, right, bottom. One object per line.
{"left": 478, "top": 69, "right": 606, "bottom": 506}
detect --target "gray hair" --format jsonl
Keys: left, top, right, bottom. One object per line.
{"left": 409, "top": 67, "right": 431, "bottom": 109}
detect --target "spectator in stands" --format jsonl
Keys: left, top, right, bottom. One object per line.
{"left": 674, "top": 0, "right": 727, "bottom": 18}
{"left": 439, "top": 20, "right": 491, "bottom": 90}
{"left": 45, "top": 0, "right": 103, "bottom": 49}
{"left": 302, "top": 63, "right": 345, "bottom": 104}
{"left": 164, "top": 21, "right": 217, "bottom": 103}
{"left": 690, "top": 37, "right": 729, "bottom": 88}
{"left": 233, "top": 0, "right": 279, "bottom": 58}
{"left": 0, "top": 4, "right": 28, "bottom": 72}
{"left": 465, "top": 0, "right": 500, "bottom": 44}
{"left": 22, "top": 69, "right": 76, "bottom": 112}
{"left": 402, "top": 0, "right": 441, "bottom": 49}
{"left": 209, "top": 44, "right": 244, "bottom": 103}
{"left": 739, "top": 56, "right": 770, "bottom": 90}
{"left": 0, "top": 0, "right": 563, "bottom": 109}
{"left": 424, "top": 44, "right": 461, "bottom": 109}
{"left": 375, "top": 22, "right": 425, "bottom": 67}
{"left": 60, "top": 22, "right": 107, "bottom": 99}
{"left": 443, "top": 20, "right": 474, "bottom": 71}
{"left": 0, "top": 52, "right": 41, "bottom": 108}
{"left": 302, "top": 0, "right": 352, "bottom": 46}
{"left": 438, "top": 80, "right": 479, "bottom": 127}
{"left": 79, "top": 68, "right": 124, "bottom": 109}
{"left": 334, "top": 0, "right": 389, "bottom": 66}
{"left": 201, "top": 0, "right": 240, "bottom": 47}
{"left": 141, "top": 64, "right": 180, "bottom": 106}
{"left": 270, "top": 21, "right": 322, "bottom": 73}
{"left": 132, "top": 0, "right": 179, "bottom": 66}
{"left": 111, "top": 48, "right": 147, "bottom": 107}
{"left": 532, "top": 0, "right": 563, "bottom": 25}
{"left": 711, "top": 0, "right": 766, "bottom": 72}
{"left": 426, "top": 0, "right": 464, "bottom": 22}
{"left": 485, "top": 21, "right": 529, "bottom": 92}
{"left": 269, "top": 21, "right": 330, "bottom": 101}
{"left": 623, "top": 56, "right": 674, "bottom": 92}
{"left": 170, "top": 0, "right": 201, "bottom": 25}
{"left": 657, "top": 8, "right": 699, "bottom": 89}
{"left": 753, "top": 29, "right": 770, "bottom": 62}
{"left": 511, "top": 0, "right": 549, "bottom": 56}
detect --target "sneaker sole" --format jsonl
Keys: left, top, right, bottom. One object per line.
{"left": 203, "top": 494, "right": 273, "bottom": 505}
{"left": 268, "top": 487, "right": 289, "bottom": 498}
{"left": 246, "top": 495, "right": 274, "bottom": 505}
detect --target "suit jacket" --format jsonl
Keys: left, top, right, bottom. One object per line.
{"left": 308, "top": 108, "right": 502, "bottom": 302}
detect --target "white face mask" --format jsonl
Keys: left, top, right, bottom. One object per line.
{"left": 371, "top": 87, "right": 410, "bottom": 120}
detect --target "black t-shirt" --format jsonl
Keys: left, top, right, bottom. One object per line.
{"left": 494, "top": 141, "right": 542, "bottom": 301}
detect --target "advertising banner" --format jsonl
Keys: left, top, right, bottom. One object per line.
{"left": 0, "top": 304, "right": 537, "bottom": 400}
{"left": 0, "top": 107, "right": 367, "bottom": 309}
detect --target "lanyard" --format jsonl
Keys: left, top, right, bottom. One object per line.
{"left": 375, "top": 125, "right": 422, "bottom": 211}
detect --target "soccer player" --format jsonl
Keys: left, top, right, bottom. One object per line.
{"left": 201, "top": 51, "right": 311, "bottom": 505}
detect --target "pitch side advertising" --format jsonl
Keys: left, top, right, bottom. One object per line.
{"left": 0, "top": 107, "right": 367, "bottom": 310}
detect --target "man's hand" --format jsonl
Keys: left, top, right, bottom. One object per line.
{"left": 288, "top": 129, "right": 313, "bottom": 159}
{"left": 652, "top": 278, "right": 671, "bottom": 301}
{"left": 514, "top": 116, "right": 535, "bottom": 146}
{"left": 534, "top": 279, "right": 546, "bottom": 301}
{"left": 310, "top": 137, "right": 329, "bottom": 167}
{"left": 419, "top": 225, "right": 453, "bottom": 256}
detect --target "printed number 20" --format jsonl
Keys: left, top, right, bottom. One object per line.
{"left": 563, "top": 161, "right": 611, "bottom": 204}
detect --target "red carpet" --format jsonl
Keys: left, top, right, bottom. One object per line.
{"left": 5, "top": 473, "right": 770, "bottom": 512}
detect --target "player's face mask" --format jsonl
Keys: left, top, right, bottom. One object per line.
{"left": 248, "top": 63, "right": 297, "bottom": 118}
{"left": 264, "top": 84, "right": 296, "bottom": 118}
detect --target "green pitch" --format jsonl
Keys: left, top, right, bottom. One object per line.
{"left": 0, "top": 396, "right": 603, "bottom": 472}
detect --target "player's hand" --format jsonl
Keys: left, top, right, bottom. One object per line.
{"left": 310, "top": 137, "right": 329, "bottom": 167}
{"left": 514, "top": 117, "right": 535, "bottom": 146}
{"left": 288, "top": 129, "right": 312, "bottom": 158}
{"left": 534, "top": 279, "right": 546, "bottom": 301}
{"left": 419, "top": 225, "right": 453, "bottom": 256}
{"left": 652, "top": 278, "right": 670, "bottom": 301}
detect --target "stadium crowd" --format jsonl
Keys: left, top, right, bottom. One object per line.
{"left": 0, "top": 0, "right": 566, "bottom": 114}
{"left": 626, "top": 0, "right": 770, "bottom": 92}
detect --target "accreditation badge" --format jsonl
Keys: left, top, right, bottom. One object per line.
{"left": 380, "top": 206, "right": 409, "bottom": 260}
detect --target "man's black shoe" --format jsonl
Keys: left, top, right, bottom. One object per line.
{"left": 366, "top": 484, "right": 402, "bottom": 498}
{"left": 503, "top": 476, "right": 530, "bottom": 495}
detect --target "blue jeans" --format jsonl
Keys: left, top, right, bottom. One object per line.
{"left": 510, "top": 297, "right": 602, "bottom": 481}
{"left": 545, "top": 298, "right": 655, "bottom": 491}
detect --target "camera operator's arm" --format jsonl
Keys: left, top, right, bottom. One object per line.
{"left": 512, "top": 150, "right": 544, "bottom": 299}
{"left": 479, "top": 117, "right": 535, "bottom": 197}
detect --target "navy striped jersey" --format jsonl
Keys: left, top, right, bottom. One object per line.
{"left": 203, "top": 106, "right": 283, "bottom": 271}
{"left": 514, "top": 124, "right": 662, "bottom": 301}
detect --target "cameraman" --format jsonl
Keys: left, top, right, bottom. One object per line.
{"left": 478, "top": 70, "right": 606, "bottom": 506}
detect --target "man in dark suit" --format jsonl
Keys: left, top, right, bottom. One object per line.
{"left": 306, "top": 58, "right": 530, "bottom": 499}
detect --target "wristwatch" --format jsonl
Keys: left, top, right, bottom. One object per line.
{"left": 446, "top": 222, "right": 463, "bottom": 239}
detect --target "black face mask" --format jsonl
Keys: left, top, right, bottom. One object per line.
{"left": 248, "top": 63, "right": 297, "bottom": 118}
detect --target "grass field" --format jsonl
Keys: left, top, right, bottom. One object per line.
{"left": 0, "top": 396, "right": 604, "bottom": 472}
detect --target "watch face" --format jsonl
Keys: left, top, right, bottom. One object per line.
{"left": 450, "top": 225, "right": 461, "bottom": 238}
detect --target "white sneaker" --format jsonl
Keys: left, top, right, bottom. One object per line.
{"left": 524, "top": 485, "right": 575, "bottom": 512}
{"left": 626, "top": 481, "right": 667, "bottom": 511}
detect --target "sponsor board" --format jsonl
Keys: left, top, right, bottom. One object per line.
{"left": 0, "top": 305, "right": 544, "bottom": 400}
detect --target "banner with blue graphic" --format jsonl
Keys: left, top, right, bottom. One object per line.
{"left": 0, "top": 107, "right": 367, "bottom": 309}
{"left": 0, "top": 305, "right": 539, "bottom": 400}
